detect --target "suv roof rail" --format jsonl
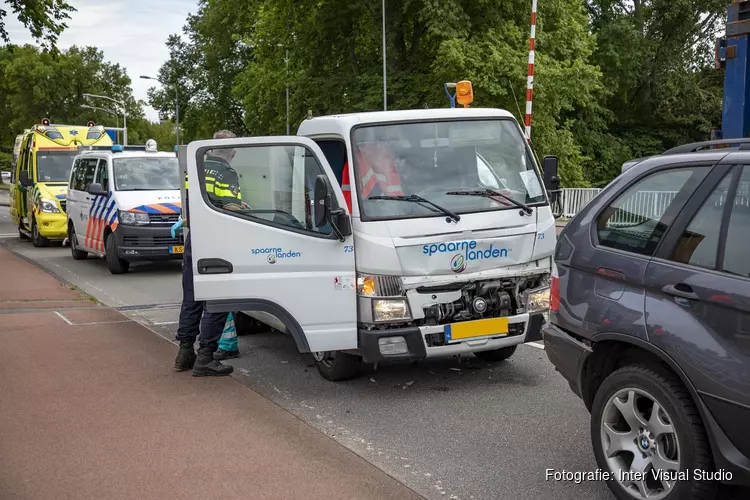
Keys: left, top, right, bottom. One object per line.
{"left": 662, "top": 138, "right": 750, "bottom": 155}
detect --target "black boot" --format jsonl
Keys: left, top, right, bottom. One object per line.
{"left": 174, "top": 341, "right": 196, "bottom": 372}
{"left": 193, "top": 346, "right": 234, "bottom": 377}
{"left": 214, "top": 348, "right": 240, "bottom": 361}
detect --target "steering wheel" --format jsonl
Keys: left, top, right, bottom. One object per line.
{"left": 235, "top": 208, "right": 306, "bottom": 229}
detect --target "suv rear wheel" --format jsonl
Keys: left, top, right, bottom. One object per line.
{"left": 591, "top": 364, "right": 717, "bottom": 500}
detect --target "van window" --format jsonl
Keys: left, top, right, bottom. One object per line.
{"left": 71, "top": 159, "right": 98, "bottom": 192}
{"left": 670, "top": 172, "right": 733, "bottom": 269}
{"left": 597, "top": 167, "right": 708, "bottom": 256}
{"left": 723, "top": 166, "right": 750, "bottom": 278}
{"left": 96, "top": 159, "right": 109, "bottom": 192}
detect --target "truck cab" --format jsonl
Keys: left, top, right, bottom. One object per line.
{"left": 66, "top": 141, "right": 183, "bottom": 274}
{"left": 182, "top": 107, "right": 559, "bottom": 381}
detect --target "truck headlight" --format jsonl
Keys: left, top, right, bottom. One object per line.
{"left": 524, "top": 285, "right": 550, "bottom": 313}
{"left": 40, "top": 199, "right": 60, "bottom": 213}
{"left": 119, "top": 210, "right": 149, "bottom": 225}
{"left": 357, "top": 273, "right": 403, "bottom": 297}
{"left": 372, "top": 299, "right": 412, "bottom": 322}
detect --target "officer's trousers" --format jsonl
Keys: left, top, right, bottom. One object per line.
{"left": 176, "top": 232, "right": 228, "bottom": 350}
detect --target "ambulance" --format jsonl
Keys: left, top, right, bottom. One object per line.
{"left": 65, "top": 140, "right": 183, "bottom": 274}
{"left": 180, "top": 81, "right": 560, "bottom": 381}
{"left": 10, "top": 120, "right": 113, "bottom": 246}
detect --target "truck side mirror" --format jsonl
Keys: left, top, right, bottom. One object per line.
{"left": 542, "top": 156, "right": 560, "bottom": 191}
{"left": 19, "top": 171, "right": 33, "bottom": 188}
{"left": 87, "top": 182, "right": 106, "bottom": 196}
{"left": 314, "top": 175, "right": 332, "bottom": 227}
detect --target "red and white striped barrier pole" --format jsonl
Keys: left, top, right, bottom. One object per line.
{"left": 525, "top": 0, "right": 537, "bottom": 141}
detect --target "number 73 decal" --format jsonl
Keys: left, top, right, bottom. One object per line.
{"left": 344, "top": 245, "right": 354, "bottom": 252}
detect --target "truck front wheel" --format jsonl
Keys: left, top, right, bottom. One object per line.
{"left": 474, "top": 345, "right": 518, "bottom": 362}
{"left": 313, "top": 351, "right": 362, "bottom": 381}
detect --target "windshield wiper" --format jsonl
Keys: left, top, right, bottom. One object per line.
{"left": 446, "top": 189, "right": 533, "bottom": 215}
{"left": 368, "top": 194, "right": 461, "bottom": 223}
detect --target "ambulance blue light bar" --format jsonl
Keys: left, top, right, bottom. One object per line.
{"left": 112, "top": 145, "right": 124, "bottom": 153}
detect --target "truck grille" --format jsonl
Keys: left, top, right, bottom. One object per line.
{"left": 122, "top": 235, "right": 183, "bottom": 247}
{"left": 148, "top": 213, "right": 180, "bottom": 224}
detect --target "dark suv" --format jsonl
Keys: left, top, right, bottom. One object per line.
{"left": 544, "top": 139, "right": 750, "bottom": 500}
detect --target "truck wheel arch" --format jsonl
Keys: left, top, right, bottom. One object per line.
{"left": 205, "top": 299, "right": 311, "bottom": 353}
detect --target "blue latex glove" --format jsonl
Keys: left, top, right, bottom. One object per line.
{"left": 170, "top": 216, "right": 184, "bottom": 238}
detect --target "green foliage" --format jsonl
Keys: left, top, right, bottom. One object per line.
{"left": 0, "top": 0, "right": 75, "bottom": 49}
{"left": 0, "top": 151, "right": 11, "bottom": 171}
{"left": 0, "top": 44, "right": 161, "bottom": 149}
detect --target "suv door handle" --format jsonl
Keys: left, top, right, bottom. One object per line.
{"left": 197, "top": 258, "right": 233, "bottom": 274}
{"left": 662, "top": 284, "right": 699, "bottom": 301}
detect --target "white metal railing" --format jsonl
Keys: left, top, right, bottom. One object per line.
{"left": 560, "top": 185, "right": 750, "bottom": 220}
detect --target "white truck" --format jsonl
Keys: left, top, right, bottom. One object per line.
{"left": 180, "top": 104, "right": 560, "bottom": 381}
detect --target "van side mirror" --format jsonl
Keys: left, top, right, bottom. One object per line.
{"left": 19, "top": 171, "right": 33, "bottom": 188}
{"left": 542, "top": 156, "right": 560, "bottom": 191}
{"left": 87, "top": 182, "right": 106, "bottom": 196}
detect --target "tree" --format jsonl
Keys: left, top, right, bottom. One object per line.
{"left": 0, "top": 0, "right": 76, "bottom": 49}
{"left": 0, "top": 44, "right": 148, "bottom": 147}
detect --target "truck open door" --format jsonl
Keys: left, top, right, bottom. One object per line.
{"left": 185, "top": 136, "right": 357, "bottom": 354}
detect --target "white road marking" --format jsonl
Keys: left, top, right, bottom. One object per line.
{"left": 0, "top": 233, "right": 18, "bottom": 238}
{"left": 152, "top": 321, "right": 178, "bottom": 325}
{"left": 54, "top": 311, "right": 74, "bottom": 325}
{"left": 526, "top": 342, "right": 545, "bottom": 349}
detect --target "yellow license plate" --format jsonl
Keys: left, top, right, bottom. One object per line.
{"left": 445, "top": 317, "right": 509, "bottom": 342}
{"left": 170, "top": 245, "right": 184, "bottom": 254}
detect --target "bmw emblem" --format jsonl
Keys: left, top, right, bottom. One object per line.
{"left": 267, "top": 254, "right": 277, "bottom": 264}
{"left": 641, "top": 437, "right": 649, "bottom": 450}
{"left": 450, "top": 253, "right": 467, "bottom": 273}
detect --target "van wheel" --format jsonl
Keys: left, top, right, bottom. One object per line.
{"left": 313, "top": 351, "right": 362, "bottom": 381}
{"left": 474, "top": 345, "right": 517, "bottom": 362}
{"left": 591, "top": 364, "right": 717, "bottom": 500}
{"left": 105, "top": 232, "right": 130, "bottom": 274}
{"left": 69, "top": 224, "right": 87, "bottom": 260}
{"left": 31, "top": 219, "right": 49, "bottom": 247}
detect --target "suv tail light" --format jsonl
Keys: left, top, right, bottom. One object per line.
{"left": 550, "top": 268, "right": 560, "bottom": 313}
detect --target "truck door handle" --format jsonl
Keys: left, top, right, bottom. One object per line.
{"left": 662, "top": 284, "right": 699, "bottom": 301}
{"left": 197, "top": 258, "right": 233, "bottom": 274}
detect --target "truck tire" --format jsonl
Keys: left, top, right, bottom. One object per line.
{"left": 313, "top": 351, "right": 362, "bottom": 381}
{"left": 31, "top": 218, "right": 50, "bottom": 247}
{"left": 234, "top": 312, "right": 265, "bottom": 336}
{"left": 69, "top": 224, "right": 87, "bottom": 260}
{"left": 474, "top": 345, "right": 517, "bottom": 362}
{"left": 105, "top": 232, "right": 130, "bottom": 274}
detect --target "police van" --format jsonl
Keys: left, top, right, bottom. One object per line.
{"left": 66, "top": 140, "right": 183, "bottom": 274}
{"left": 180, "top": 83, "right": 559, "bottom": 381}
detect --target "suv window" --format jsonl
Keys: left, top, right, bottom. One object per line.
{"left": 670, "top": 172, "right": 733, "bottom": 269}
{"left": 597, "top": 167, "right": 708, "bottom": 256}
{"left": 723, "top": 166, "right": 750, "bottom": 278}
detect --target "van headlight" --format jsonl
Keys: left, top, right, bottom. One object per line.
{"left": 40, "top": 199, "right": 60, "bottom": 213}
{"left": 524, "top": 285, "right": 550, "bottom": 313}
{"left": 119, "top": 210, "right": 150, "bottom": 225}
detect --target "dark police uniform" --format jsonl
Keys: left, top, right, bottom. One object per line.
{"left": 176, "top": 153, "right": 242, "bottom": 351}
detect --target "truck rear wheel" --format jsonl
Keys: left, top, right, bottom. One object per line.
{"left": 31, "top": 218, "right": 50, "bottom": 247}
{"left": 474, "top": 345, "right": 517, "bottom": 362}
{"left": 105, "top": 232, "right": 130, "bottom": 274}
{"left": 313, "top": 351, "right": 362, "bottom": 381}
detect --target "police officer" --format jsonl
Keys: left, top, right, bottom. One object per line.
{"left": 174, "top": 130, "right": 246, "bottom": 376}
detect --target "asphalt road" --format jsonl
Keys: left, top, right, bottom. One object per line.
{"left": 0, "top": 203, "right": 744, "bottom": 500}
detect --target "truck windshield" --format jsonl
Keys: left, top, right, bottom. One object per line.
{"left": 114, "top": 157, "right": 180, "bottom": 191}
{"left": 36, "top": 151, "right": 77, "bottom": 182}
{"left": 351, "top": 119, "right": 546, "bottom": 220}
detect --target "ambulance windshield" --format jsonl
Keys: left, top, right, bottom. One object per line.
{"left": 114, "top": 157, "right": 181, "bottom": 191}
{"left": 351, "top": 119, "right": 545, "bottom": 221}
{"left": 36, "top": 151, "right": 77, "bottom": 182}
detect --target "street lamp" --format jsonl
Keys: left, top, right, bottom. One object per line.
{"left": 382, "top": 0, "right": 387, "bottom": 111}
{"left": 82, "top": 93, "right": 128, "bottom": 145}
{"left": 81, "top": 104, "right": 120, "bottom": 143}
{"left": 141, "top": 75, "right": 180, "bottom": 145}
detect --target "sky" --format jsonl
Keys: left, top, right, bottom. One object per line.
{"left": 3, "top": 0, "right": 199, "bottom": 122}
